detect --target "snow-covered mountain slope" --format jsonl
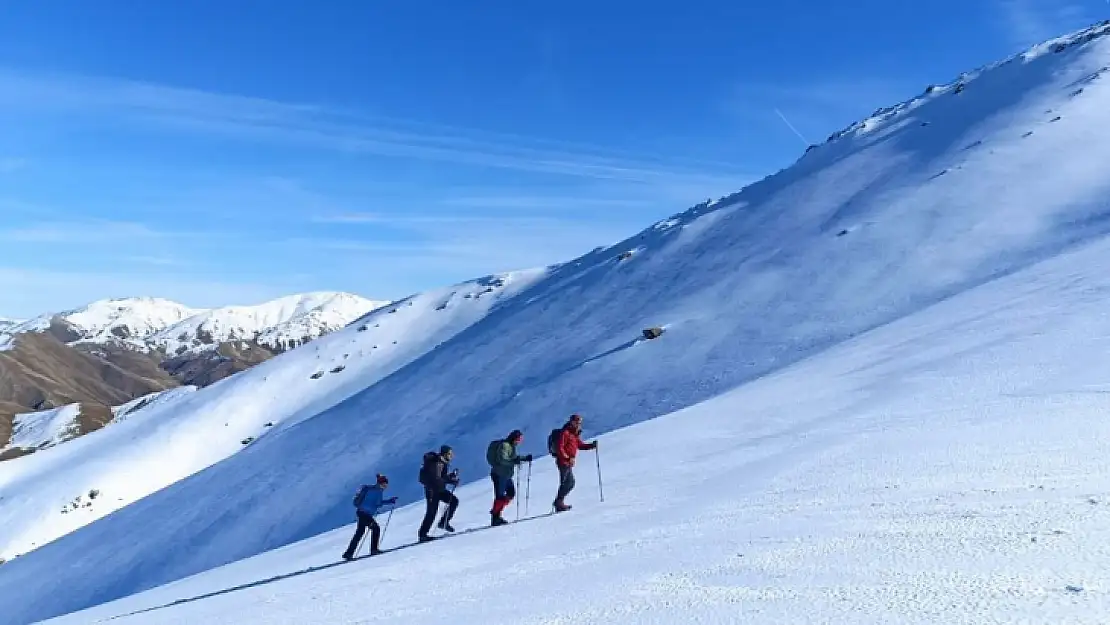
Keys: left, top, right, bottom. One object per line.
{"left": 0, "top": 272, "right": 540, "bottom": 563}
{"left": 41, "top": 233, "right": 1110, "bottom": 625}
{"left": 1, "top": 405, "right": 82, "bottom": 455}
{"left": 111, "top": 386, "right": 199, "bottom": 424}
{"left": 0, "top": 317, "right": 21, "bottom": 331}
{"left": 152, "top": 292, "right": 389, "bottom": 355}
{"left": 62, "top": 297, "right": 200, "bottom": 344}
{"left": 6, "top": 20, "right": 1110, "bottom": 624}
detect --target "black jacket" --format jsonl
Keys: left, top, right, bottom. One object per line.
{"left": 419, "top": 452, "right": 457, "bottom": 493}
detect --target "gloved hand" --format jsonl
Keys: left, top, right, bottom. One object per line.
{"left": 522, "top": 454, "right": 534, "bottom": 462}
{"left": 385, "top": 497, "right": 398, "bottom": 505}
{"left": 590, "top": 441, "right": 599, "bottom": 450}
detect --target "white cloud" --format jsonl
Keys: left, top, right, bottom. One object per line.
{"left": 0, "top": 68, "right": 748, "bottom": 189}
{"left": 0, "top": 267, "right": 291, "bottom": 318}
{"left": 0, "top": 220, "right": 169, "bottom": 244}
{"left": 995, "top": 0, "right": 1093, "bottom": 48}
{"left": 289, "top": 211, "right": 636, "bottom": 282}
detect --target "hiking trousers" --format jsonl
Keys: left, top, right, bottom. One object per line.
{"left": 556, "top": 464, "right": 575, "bottom": 502}
{"left": 343, "top": 511, "right": 380, "bottom": 557}
{"left": 419, "top": 488, "right": 459, "bottom": 537}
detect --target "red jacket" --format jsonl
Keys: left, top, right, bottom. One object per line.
{"left": 556, "top": 427, "right": 594, "bottom": 467}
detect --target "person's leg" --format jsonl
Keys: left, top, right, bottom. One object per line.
{"left": 343, "top": 512, "right": 369, "bottom": 558}
{"left": 555, "top": 465, "right": 575, "bottom": 510}
{"left": 490, "top": 475, "right": 513, "bottom": 524}
{"left": 418, "top": 490, "right": 437, "bottom": 538}
{"left": 436, "top": 490, "right": 458, "bottom": 531}
{"left": 369, "top": 516, "right": 382, "bottom": 553}
{"left": 443, "top": 491, "right": 460, "bottom": 522}
{"left": 489, "top": 474, "right": 501, "bottom": 513}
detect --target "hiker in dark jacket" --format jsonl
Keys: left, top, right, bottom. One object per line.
{"left": 553, "top": 414, "right": 597, "bottom": 512}
{"left": 418, "top": 445, "right": 460, "bottom": 541}
{"left": 487, "top": 429, "right": 533, "bottom": 526}
{"left": 342, "top": 474, "right": 397, "bottom": 560}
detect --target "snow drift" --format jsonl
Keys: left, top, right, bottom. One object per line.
{"left": 4, "top": 20, "right": 1110, "bottom": 625}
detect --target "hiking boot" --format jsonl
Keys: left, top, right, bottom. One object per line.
{"left": 491, "top": 514, "right": 509, "bottom": 527}
{"left": 553, "top": 500, "right": 572, "bottom": 513}
{"left": 341, "top": 552, "right": 354, "bottom": 561}
{"left": 437, "top": 517, "right": 455, "bottom": 532}
{"left": 370, "top": 548, "right": 384, "bottom": 556}
{"left": 418, "top": 534, "right": 436, "bottom": 543}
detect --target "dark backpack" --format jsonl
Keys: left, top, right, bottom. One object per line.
{"left": 353, "top": 485, "right": 371, "bottom": 507}
{"left": 486, "top": 440, "right": 502, "bottom": 467}
{"left": 547, "top": 428, "right": 562, "bottom": 456}
{"left": 418, "top": 451, "right": 438, "bottom": 486}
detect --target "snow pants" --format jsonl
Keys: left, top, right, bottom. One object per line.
{"left": 490, "top": 472, "right": 516, "bottom": 516}
{"left": 419, "top": 488, "right": 459, "bottom": 537}
{"left": 556, "top": 464, "right": 575, "bottom": 502}
{"left": 343, "top": 510, "right": 381, "bottom": 557}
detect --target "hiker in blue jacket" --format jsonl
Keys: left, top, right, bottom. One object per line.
{"left": 342, "top": 474, "right": 397, "bottom": 560}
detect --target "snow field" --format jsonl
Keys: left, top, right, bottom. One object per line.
{"left": 46, "top": 233, "right": 1110, "bottom": 624}
{"left": 0, "top": 271, "right": 541, "bottom": 562}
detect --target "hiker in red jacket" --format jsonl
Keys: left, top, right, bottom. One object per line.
{"left": 553, "top": 413, "right": 597, "bottom": 512}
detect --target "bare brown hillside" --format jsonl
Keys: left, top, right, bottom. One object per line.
{"left": 0, "top": 332, "right": 179, "bottom": 456}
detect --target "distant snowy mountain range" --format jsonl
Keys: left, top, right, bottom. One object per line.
{"left": 0, "top": 292, "right": 387, "bottom": 460}
{"left": 3, "top": 292, "right": 387, "bottom": 356}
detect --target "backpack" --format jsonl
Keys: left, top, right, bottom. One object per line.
{"left": 418, "top": 451, "right": 437, "bottom": 486}
{"left": 353, "top": 485, "right": 371, "bottom": 508}
{"left": 547, "top": 428, "right": 562, "bottom": 456}
{"left": 486, "top": 440, "right": 502, "bottom": 467}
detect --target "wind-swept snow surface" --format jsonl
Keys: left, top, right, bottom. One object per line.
{"left": 0, "top": 273, "right": 539, "bottom": 563}
{"left": 44, "top": 233, "right": 1110, "bottom": 624}
{"left": 6, "top": 21, "right": 1110, "bottom": 625}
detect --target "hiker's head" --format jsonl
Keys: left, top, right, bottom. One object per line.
{"left": 568, "top": 413, "right": 583, "bottom": 430}
{"left": 440, "top": 445, "right": 454, "bottom": 461}
{"left": 508, "top": 429, "right": 523, "bottom": 444}
{"left": 376, "top": 474, "right": 389, "bottom": 489}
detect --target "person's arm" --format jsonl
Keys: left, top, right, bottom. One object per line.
{"left": 442, "top": 462, "right": 459, "bottom": 485}
{"left": 557, "top": 430, "right": 575, "bottom": 464}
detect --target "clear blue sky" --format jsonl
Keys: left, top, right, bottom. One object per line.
{"left": 0, "top": 0, "right": 1104, "bottom": 317}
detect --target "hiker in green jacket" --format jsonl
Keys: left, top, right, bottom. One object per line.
{"left": 486, "top": 429, "right": 533, "bottom": 526}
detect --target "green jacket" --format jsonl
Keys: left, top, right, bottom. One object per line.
{"left": 489, "top": 440, "right": 521, "bottom": 479}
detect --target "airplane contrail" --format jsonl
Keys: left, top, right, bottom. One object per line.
{"left": 774, "top": 107, "right": 811, "bottom": 146}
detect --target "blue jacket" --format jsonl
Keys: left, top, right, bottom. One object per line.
{"left": 356, "top": 485, "right": 387, "bottom": 516}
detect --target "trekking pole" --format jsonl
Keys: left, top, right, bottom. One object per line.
{"left": 595, "top": 447, "right": 605, "bottom": 503}
{"left": 380, "top": 504, "right": 396, "bottom": 546}
{"left": 515, "top": 469, "right": 522, "bottom": 521}
{"left": 525, "top": 460, "right": 532, "bottom": 516}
